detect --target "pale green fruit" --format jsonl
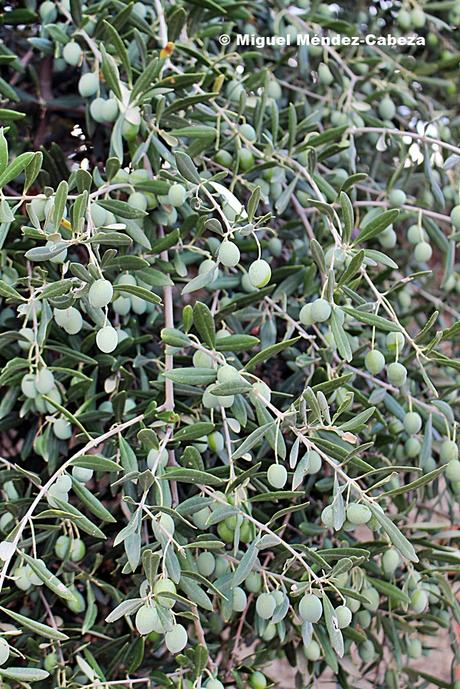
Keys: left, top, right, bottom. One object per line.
{"left": 21, "top": 373, "right": 37, "bottom": 399}
{"left": 363, "top": 586, "right": 380, "bottom": 612}
{"left": 245, "top": 571, "right": 262, "bottom": 593}
{"left": 256, "top": 592, "right": 276, "bottom": 619}
{"left": 346, "top": 503, "right": 371, "bottom": 525}
{"left": 306, "top": 450, "right": 322, "bottom": 474}
{"left": 267, "top": 464, "right": 287, "bottom": 489}
{"left": 0, "top": 638, "right": 9, "bottom": 666}
{"left": 446, "top": 459, "right": 460, "bottom": 481}
{"left": 63, "top": 41, "right": 82, "bottom": 66}
{"left": 168, "top": 183, "right": 186, "bottom": 207}
{"left": 96, "top": 326, "right": 118, "bottom": 353}
{"left": 440, "top": 439, "right": 458, "bottom": 462}
{"left": 299, "top": 593, "right": 323, "bottom": 623}
{"left": 303, "top": 639, "right": 321, "bottom": 661}
{"left": 382, "top": 548, "right": 400, "bottom": 576}
{"left": 135, "top": 605, "right": 159, "bottom": 635}
{"left": 248, "top": 259, "right": 271, "bottom": 288}
{"left": 403, "top": 411, "right": 422, "bottom": 434}
{"left": 335, "top": 605, "right": 352, "bottom": 628}
{"left": 217, "top": 364, "right": 240, "bottom": 384}
{"left": 53, "top": 418, "right": 72, "bottom": 440}
{"left": 414, "top": 241, "right": 432, "bottom": 263}
{"left": 147, "top": 448, "right": 168, "bottom": 470}
{"left": 218, "top": 240, "right": 240, "bottom": 267}
{"left": 78, "top": 72, "right": 99, "bottom": 98}
{"left": 154, "top": 578, "right": 176, "bottom": 608}
{"left": 88, "top": 279, "right": 113, "bottom": 308}
{"left": 379, "top": 95, "right": 396, "bottom": 120}
{"left": 365, "top": 350, "right": 385, "bottom": 375}
{"left": 388, "top": 189, "right": 407, "bottom": 207}
{"left": 299, "top": 303, "right": 313, "bottom": 326}
{"left": 232, "top": 586, "right": 248, "bottom": 612}
{"left": 387, "top": 362, "right": 407, "bottom": 386}
{"left": 318, "top": 62, "right": 333, "bottom": 85}
{"left": 165, "top": 623, "right": 188, "bottom": 653}
{"left": 193, "top": 350, "right": 214, "bottom": 368}
{"left": 35, "top": 367, "right": 54, "bottom": 394}
{"left": 197, "top": 551, "right": 215, "bottom": 577}
{"left": 311, "top": 298, "right": 331, "bottom": 323}
{"left": 72, "top": 466, "right": 93, "bottom": 483}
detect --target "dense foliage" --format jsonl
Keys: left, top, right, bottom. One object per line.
{"left": 1, "top": 0, "right": 460, "bottom": 687}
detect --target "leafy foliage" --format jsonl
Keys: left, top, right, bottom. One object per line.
{"left": 0, "top": 1, "right": 460, "bottom": 688}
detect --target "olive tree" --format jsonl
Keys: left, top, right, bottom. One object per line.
{"left": 0, "top": 1, "right": 459, "bottom": 688}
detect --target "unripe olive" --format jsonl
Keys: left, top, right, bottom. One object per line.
{"left": 446, "top": 459, "right": 460, "bottom": 481}
{"left": 154, "top": 578, "right": 176, "bottom": 608}
{"left": 39, "top": 0, "right": 57, "bottom": 21}
{"left": 215, "top": 149, "right": 233, "bottom": 167}
{"left": 217, "top": 364, "right": 240, "bottom": 384}
{"left": 63, "top": 41, "right": 82, "bottom": 66}
{"left": 239, "top": 123, "right": 256, "bottom": 142}
{"left": 129, "top": 191, "right": 148, "bottom": 211}
{"left": 245, "top": 571, "right": 262, "bottom": 593}
{"left": 122, "top": 119, "right": 140, "bottom": 141}
{"left": 356, "top": 609, "right": 371, "bottom": 629}
{"left": 440, "top": 439, "right": 458, "bottom": 462}
{"left": 168, "top": 183, "right": 186, "bottom": 207}
{"left": 21, "top": 373, "right": 37, "bottom": 399}
{"left": 55, "top": 535, "right": 70, "bottom": 560}
{"left": 404, "top": 411, "right": 422, "bottom": 434}
{"left": 67, "top": 589, "right": 86, "bottom": 613}
{"left": 407, "top": 224, "right": 426, "bottom": 244}
{"left": 411, "top": 589, "right": 428, "bottom": 613}
{"left": 268, "top": 237, "right": 282, "bottom": 257}
{"left": 411, "top": 7, "right": 426, "bottom": 27}
{"left": 248, "top": 259, "right": 271, "bottom": 288}
{"left": 70, "top": 538, "right": 86, "bottom": 562}
{"left": 256, "top": 592, "right": 276, "bottom": 619}
{"left": 96, "top": 325, "right": 118, "bottom": 353}
{"left": 382, "top": 548, "right": 400, "bottom": 576}
{"left": 135, "top": 605, "right": 158, "bottom": 635}
{"left": 378, "top": 95, "right": 396, "bottom": 120}
{"left": 386, "top": 332, "right": 405, "bottom": 352}
{"left": 72, "top": 466, "right": 93, "bottom": 483}
{"left": 267, "top": 464, "right": 287, "bottom": 489}
{"left": 43, "top": 651, "right": 58, "bottom": 672}
{"left": 249, "top": 671, "right": 267, "bottom": 689}
{"left": 53, "top": 417, "right": 72, "bottom": 440}
{"left": 387, "top": 362, "right": 407, "bottom": 386}
{"left": 90, "top": 97, "right": 108, "bottom": 123}
{"left": 359, "top": 640, "right": 375, "bottom": 662}
{"left": 450, "top": 205, "right": 460, "bottom": 229}
{"left": 299, "top": 593, "right": 323, "bottom": 623}
{"left": 165, "top": 623, "right": 188, "bottom": 653}
{"left": 226, "top": 80, "right": 244, "bottom": 102}
{"left": 363, "top": 586, "right": 379, "bottom": 612}
{"left": 397, "top": 8, "right": 412, "bottom": 29}
{"left": 365, "top": 350, "right": 385, "bottom": 375}
{"left": 78, "top": 72, "right": 99, "bottom": 98}
{"left": 35, "top": 367, "right": 55, "bottom": 395}
{"left": 206, "top": 680, "right": 224, "bottom": 689}
{"left": 192, "top": 507, "right": 211, "bottom": 529}
{"left": 208, "top": 431, "right": 224, "bottom": 453}
{"left": 379, "top": 228, "right": 397, "bottom": 249}
{"left": 407, "top": 637, "right": 422, "bottom": 658}
{"left": 335, "top": 605, "right": 352, "bottom": 628}
{"left": 197, "top": 551, "right": 215, "bottom": 577}
{"left": 56, "top": 306, "right": 83, "bottom": 335}
{"left": 0, "top": 638, "right": 10, "bottom": 666}
{"left": 311, "top": 298, "right": 331, "bottom": 323}
{"left": 88, "top": 279, "right": 113, "bottom": 308}
{"left": 299, "top": 303, "right": 313, "bottom": 326}
{"left": 232, "top": 586, "right": 248, "bottom": 612}
{"left": 346, "top": 503, "right": 371, "bottom": 525}
{"left": 218, "top": 240, "right": 240, "bottom": 267}
{"left": 321, "top": 504, "right": 334, "bottom": 528}
{"left": 388, "top": 189, "right": 407, "bottom": 207}
{"left": 318, "top": 62, "right": 333, "bottom": 85}
{"left": 102, "top": 98, "right": 119, "bottom": 122}
{"left": 303, "top": 639, "right": 321, "bottom": 661}
{"left": 414, "top": 241, "right": 432, "bottom": 263}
